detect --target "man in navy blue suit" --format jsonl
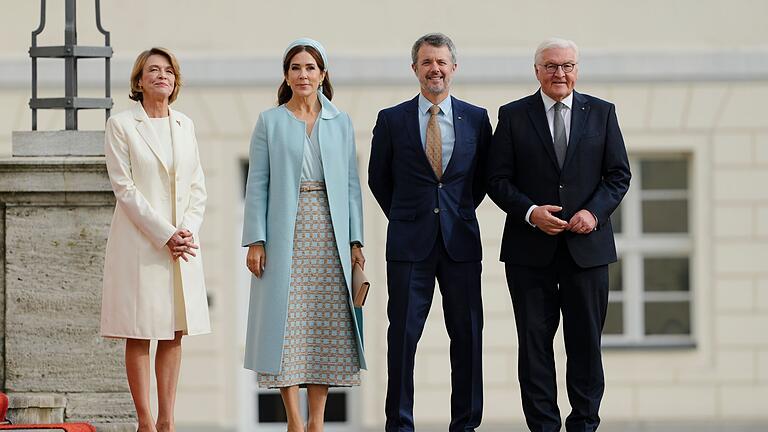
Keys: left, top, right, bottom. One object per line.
{"left": 368, "top": 33, "right": 491, "bottom": 432}
{"left": 487, "top": 38, "right": 631, "bottom": 432}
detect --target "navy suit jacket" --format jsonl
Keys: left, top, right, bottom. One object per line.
{"left": 369, "top": 95, "right": 492, "bottom": 263}
{"left": 487, "top": 90, "right": 631, "bottom": 268}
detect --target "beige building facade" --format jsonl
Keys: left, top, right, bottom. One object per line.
{"left": 1, "top": 0, "right": 767, "bottom": 430}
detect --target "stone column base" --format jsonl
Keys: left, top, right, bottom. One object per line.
{"left": 0, "top": 149, "right": 135, "bottom": 428}
{"left": 6, "top": 392, "right": 65, "bottom": 424}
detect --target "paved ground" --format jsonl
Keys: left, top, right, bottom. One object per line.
{"left": 466, "top": 422, "right": 768, "bottom": 432}
{"left": 179, "top": 421, "right": 768, "bottom": 432}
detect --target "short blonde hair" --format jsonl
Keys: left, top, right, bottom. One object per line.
{"left": 129, "top": 47, "right": 183, "bottom": 104}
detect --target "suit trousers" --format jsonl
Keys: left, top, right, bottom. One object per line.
{"left": 385, "top": 232, "right": 484, "bottom": 432}
{"left": 505, "top": 237, "right": 609, "bottom": 432}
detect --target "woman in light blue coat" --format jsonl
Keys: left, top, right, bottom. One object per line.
{"left": 242, "top": 38, "right": 366, "bottom": 432}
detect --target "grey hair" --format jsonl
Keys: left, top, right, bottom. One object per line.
{"left": 534, "top": 38, "right": 579, "bottom": 64}
{"left": 411, "top": 33, "right": 457, "bottom": 65}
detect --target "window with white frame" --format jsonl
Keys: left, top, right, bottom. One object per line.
{"left": 603, "top": 155, "right": 694, "bottom": 347}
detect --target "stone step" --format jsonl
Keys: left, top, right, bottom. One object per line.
{"left": 89, "top": 424, "right": 135, "bottom": 432}
{"left": 5, "top": 394, "right": 65, "bottom": 425}
{"left": 3, "top": 393, "right": 134, "bottom": 432}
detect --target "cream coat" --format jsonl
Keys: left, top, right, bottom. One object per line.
{"left": 100, "top": 103, "right": 210, "bottom": 340}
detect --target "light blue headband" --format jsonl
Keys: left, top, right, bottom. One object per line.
{"left": 283, "top": 38, "right": 329, "bottom": 70}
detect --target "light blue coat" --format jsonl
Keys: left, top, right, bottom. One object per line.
{"left": 242, "top": 93, "right": 366, "bottom": 373}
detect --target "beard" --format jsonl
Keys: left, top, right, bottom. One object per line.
{"left": 423, "top": 76, "right": 449, "bottom": 94}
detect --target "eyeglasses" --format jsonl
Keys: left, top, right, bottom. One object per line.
{"left": 538, "top": 63, "right": 577, "bottom": 74}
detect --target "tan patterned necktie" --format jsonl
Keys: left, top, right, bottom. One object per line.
{"left": 426, "top": 104, "right": 443, "bottom": 179}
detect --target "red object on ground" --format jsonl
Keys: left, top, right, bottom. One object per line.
{"left": 0, "top": 424, "right": 96, "bottom": 431}
{"left": 0, "top": 392, "right": 7, "bottom": 422}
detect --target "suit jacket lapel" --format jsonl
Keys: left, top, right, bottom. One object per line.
{"left": 563, "top": 91, "right": 589, "bottom": 170}
{"left": 169, "top": 109, "right": 184, "bottom": 175}
{"left": 132, "top": 103, "right": 170, "bottom": 174}
{"left": 526, "top": 92, "right": 560, "bottom": 171}
{"left": 442, "top": 95, "right": 463, "bottom": 179}
{"left": 403, "top": 96, "right": 437, "bottom": 178}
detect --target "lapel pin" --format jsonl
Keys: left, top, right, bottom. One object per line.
{"left": 457, "top": 116, "right": 462, "bottom": 120}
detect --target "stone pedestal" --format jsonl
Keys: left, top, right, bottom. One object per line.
{"left": 1, "top": 132, "right": 134, "bottom": 432}
{"left": 11, "top": 131, "right": 105, "bottom": 157}
{"left": 7, "top": 393, "right": 65, "bottom": 424}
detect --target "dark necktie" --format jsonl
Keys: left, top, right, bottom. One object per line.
{"left": 553, "top": 102, "right": 567, "bottom": 168}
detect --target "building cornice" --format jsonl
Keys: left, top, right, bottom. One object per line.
{"left": 1, "top": 49, "right": 766, "bottom": 88}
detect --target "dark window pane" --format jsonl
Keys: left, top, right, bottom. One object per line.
{"left": 644, "top": 257, "right": 689, "bottom": 292}
{"left": 258, "top": 393, "right": 287, "bottom": 423}
{"left": 642, "top": 199, "right": 688, "bottom": 233}
{"left": 609, "top": 260, "right": 622, "bottom": 292}
{"left": 604, "top": 302, "right": 623, "bottom": 335}
{"left": 645, "top": 301, "right": 690, "bottom": 335}
{"left": 641, "top": 159, "right": 688, "bottom": 190}
{"left": 325, "top": 392, "right": 347, "bottom": 422}
{"left": 610, "top": 204, "right": 622, "bottom": 234}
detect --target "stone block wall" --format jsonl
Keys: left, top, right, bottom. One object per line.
{"left": 0, "top": 154, "right": 134, "bottom": 431}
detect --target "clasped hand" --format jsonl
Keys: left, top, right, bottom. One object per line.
{"left": 351, "top": 245, "right": 366, "bottom": 270}
{"left": 166, "top": 228, "right": 199, "bottom": 262}
{"left": 530, "top": 205, "right": 596, "bottom": 235}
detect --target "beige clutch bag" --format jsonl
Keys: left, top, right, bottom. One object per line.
{"left": 352, "top": 263, "right": 370, "bottom": 308}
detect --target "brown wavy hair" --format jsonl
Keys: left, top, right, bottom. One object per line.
{"left": 129, "top": 47, "right": 182, "bottom": 104}
{"left": 278, "top": 45, "right": 333, "bottom": 105}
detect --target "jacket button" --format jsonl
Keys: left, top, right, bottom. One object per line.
{"left": 438, "top": 183, "right": 443, "bottom": 189}
{"left": 433, "top": 208, "right": 440, "bottom": 214}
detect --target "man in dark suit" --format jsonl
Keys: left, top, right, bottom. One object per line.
{"left": 368, "top": 33, "right": 491, "bottom": 432}
{"left": 487, "top": 38, "right": 631, "bottom": 432}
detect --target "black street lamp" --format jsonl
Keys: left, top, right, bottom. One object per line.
{"left": 29, "top": 0, "right": 113, "bottom": 131}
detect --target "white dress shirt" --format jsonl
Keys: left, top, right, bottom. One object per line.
{"left": 542, "top": 90, "right": 573, "bottom": 144}
{"left": 525, "top": 90, "right": 574, "bottom": 226}
{"left": 417, "top": 93, "right": 455, "bottom": 174}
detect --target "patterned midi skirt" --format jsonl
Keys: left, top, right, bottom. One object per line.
{"left": 257, "top": 181, "right": 361, "bottom": 388}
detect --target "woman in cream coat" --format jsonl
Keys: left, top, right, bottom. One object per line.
{"left": 101, "top": 47, "right": 210, "bottom": 432}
